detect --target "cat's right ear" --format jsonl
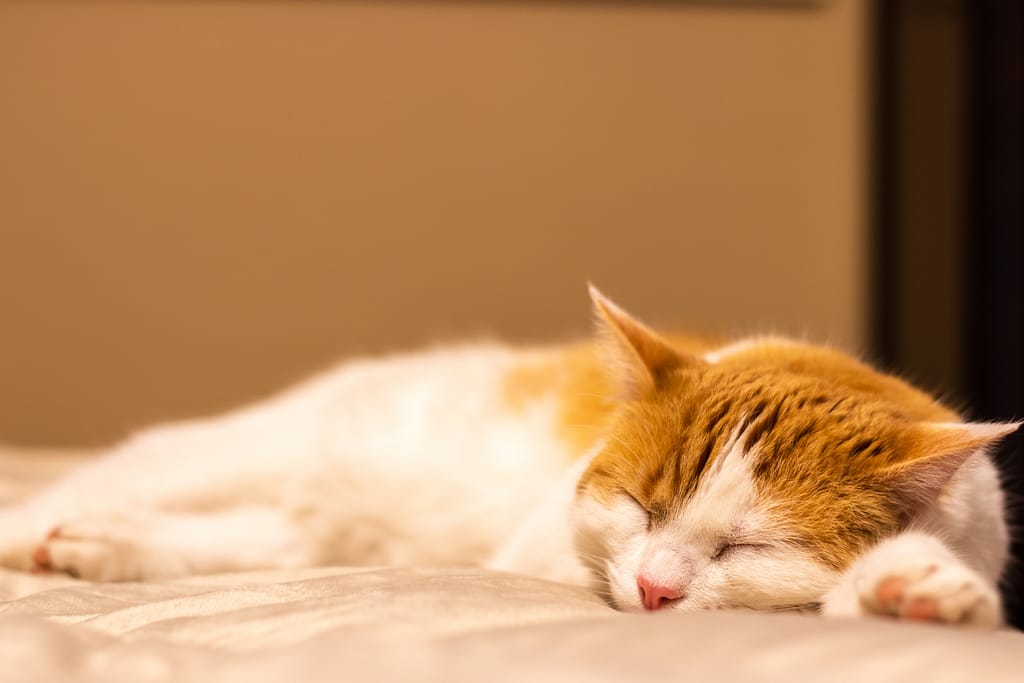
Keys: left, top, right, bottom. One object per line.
{"left": 886, "top": 420, "right": 1021, "bottom": 509}
{"left": 588, "top": 284, "right": 700, "bottom": 398}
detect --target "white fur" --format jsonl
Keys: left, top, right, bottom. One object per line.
{"left": 42, "top": 508, "right": 313, "bottom": 581}
{"left": 702, "top": 336, "right": 798, "bottom": 364}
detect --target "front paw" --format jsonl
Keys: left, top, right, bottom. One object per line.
{"left": 863, "top": 561, "right": 1000, "bottom": 627}
{"left": 32, "top": 522, "right": 126, "bottom": 581}
{"left": 31, "top": 516, "right": 172, "bottom": 582}
{"left": 824, "top": 556, "right": 1001, "bottom": 628}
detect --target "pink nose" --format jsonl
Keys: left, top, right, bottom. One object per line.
{"left": 637, "top": 575, "right": 683, "bottom": 611}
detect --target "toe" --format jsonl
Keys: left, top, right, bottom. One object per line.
{"left": 875, "top": 576, "right": 905, "bottom": 611}
{"left": 32, "top": 543, "right": 51, "bottom": 568}
{"left": 903, "top": 596, "right": 939, "bottom": 621}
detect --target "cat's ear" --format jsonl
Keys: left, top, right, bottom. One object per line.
{"left": 588, "top": 284, "right": 699, "bottom": 397}
{"left": 888, "top": 421, "right": 1020, "bottom": 507}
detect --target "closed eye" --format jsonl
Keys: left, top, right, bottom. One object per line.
{"left": 620, "top": 490, "right": 652, "bottom": 530}
{"left": 711, "top": 542, "right": 769, "bottom": 560}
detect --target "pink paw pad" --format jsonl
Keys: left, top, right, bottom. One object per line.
{"left": 873, "top": 566, "right": 942, "bottom": 621}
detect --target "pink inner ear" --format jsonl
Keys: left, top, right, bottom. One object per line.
{"left": 896, "top": 454, "right": 973, "bottom": 508}
{"left": 588, "top": 284, "right": 696, "bottom": 397}
{"left": 895, "top": 421, "right": 1020, "bottom": 507}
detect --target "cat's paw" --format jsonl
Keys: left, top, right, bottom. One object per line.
{"left": 822, "top": 533, "right": 1001, "bottom": 628}
{"left": 31, "top": 516, "right": 179, "bottom": 582}
{"left": 857, "top": 561, "right": 999, "bottom": 627}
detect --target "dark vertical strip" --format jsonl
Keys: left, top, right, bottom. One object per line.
{"left": 966, "top": 1, "right": 1024, "bottom": 420}
{"left": 870, "top": 0, "right": 899, "bottom": 371}
{"left": 966, "top": 0, "right": 1024, "bottom": 630}
{"left": 872, "top": 0, "right": 967, "bottom": 398}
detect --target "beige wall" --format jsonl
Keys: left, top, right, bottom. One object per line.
{"left": 0, "top": 0, "right": 867, "bottom": 446}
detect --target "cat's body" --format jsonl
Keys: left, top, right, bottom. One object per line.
{"left": 2, "top": 344, "right": 592, "bottom": 579}
{"left": 0, "top": 288, "right": 1016, "bottom": 628}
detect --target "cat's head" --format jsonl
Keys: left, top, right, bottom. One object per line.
{"left": 571, "top": 286, "right": 1017, "bottom": 612}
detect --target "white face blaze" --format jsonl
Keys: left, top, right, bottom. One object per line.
{"left": 571, "top": 427, "right": 839, "bottom": 612}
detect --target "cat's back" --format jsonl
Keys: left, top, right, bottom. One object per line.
{"left": 229, "top": 329, "right": 721, "bottom": 475}
{"left": 285, "top": 341, "right": 622, "bottom": 564}
{"left": 308, "top": 341, "right": 613, "bottom": 470}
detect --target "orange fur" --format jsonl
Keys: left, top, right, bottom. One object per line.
{"left": 503, "top": 333, "right": 719, "bottom": 456}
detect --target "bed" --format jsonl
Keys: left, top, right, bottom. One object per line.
{"left": 1, "top": 445, "right": 1022, "bottom": 683}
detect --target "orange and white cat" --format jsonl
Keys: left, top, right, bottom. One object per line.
{"left": 0, "top": 287, "right": 1016, "bottom": 628}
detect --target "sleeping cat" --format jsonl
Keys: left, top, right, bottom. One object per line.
{"left": 0, "top": 286, "right": 1016, "bottom": 628}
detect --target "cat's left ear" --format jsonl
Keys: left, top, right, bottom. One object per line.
{"left": 889, "top": 421, "right": 1021, "bottom": 507}
{"left": 588, "top": 284, "right": 701, "bottom": 397}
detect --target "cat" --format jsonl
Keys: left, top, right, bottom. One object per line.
{"left": 0, "top": 286, "right": 1016, "bottom": 628}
